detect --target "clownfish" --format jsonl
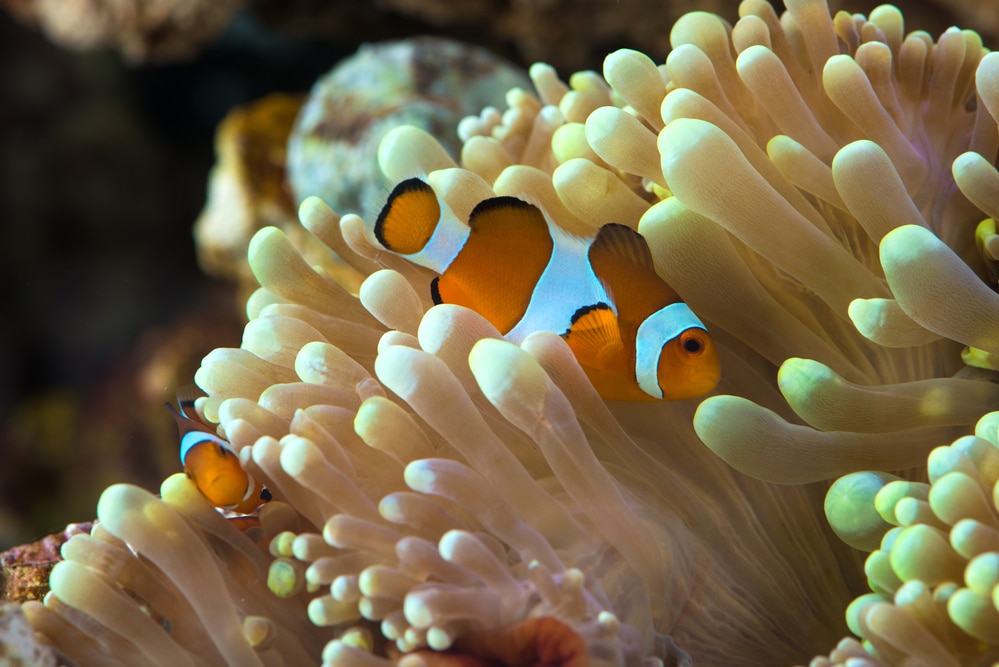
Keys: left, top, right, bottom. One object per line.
{"left": 373, "top": 177, "right": 720, "bottom": 401}
{"left": 167, "top": 398, "right": 271, "bottom": 513}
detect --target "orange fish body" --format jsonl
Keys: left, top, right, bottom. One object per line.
{"left": 373, "top": 178, "right": 720, "bottom": 401}
{"left": 167, "top": 401, "right": 269, "bottom": 513}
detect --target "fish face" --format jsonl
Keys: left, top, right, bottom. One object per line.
{"left": 656, "top": 328, "right": 721, "bottom": 400}
{"left": 183, "top": 441, "right": 254, "bottom": 510}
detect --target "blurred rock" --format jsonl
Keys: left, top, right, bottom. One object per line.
{"left": 0, "top": 602, "right": 57, "bottom": 665}
{"left": 287, "top": 36, "right": 530, "bottom": 222}
{"left": 192, "top": 37, "right": 529, "bottom": 298}
{"left": 2, "top": 0, "right": 244, "bottom": 62}
{"left": 3, "top": 0, "right": 989, "bottom": 71}
{"left": 194, "top": 92, "right": 303, "bottom": 283}
{"left": 1, "top": 522, "right": 89, "bottom": 603}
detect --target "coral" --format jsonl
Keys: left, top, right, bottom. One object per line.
{"left": 194, "top": 38, "right": 531, "bottom": 299}
{"left": 20, "top": 0, "right": 999, "bottom": 666}
{"left": 195, "top": 93, "right": 304, "bottom": 285}
{"left": 286, "top": 37, "right": 532, "bottom": 223}
{"left": 23, "top": 476, "right": 326, "bottom": 666}
{"left": 1, "top": 523, "right": 91, "bottom": 603}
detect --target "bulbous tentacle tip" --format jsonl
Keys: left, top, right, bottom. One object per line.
{"left": 880, "top": 225, "right": 999, "bottom": 355}
{"left": 585, "top": 106, "right": 663, "bottom": 186}
{"left": 297, "top": 195, "right": 338, "bottom": 231}
{"left": 691, "top": 394, "right": 799, "bottom": 482}
{"left": 847, "top": 297, "right": 943, "bottom": 348}
{"left": 95, "top": 483, "right": 154, "bottom": 526}
{"left": 694, "top": 392, "right": 945, "bottom": 483}
{"left": 243, "top": 615, "right": 277, "bottom": 649}
{"left": 825, "top": 471, "right": 899, "bottom": 552}
{"left": 976, "top": 51, "right": 999, "bottom": 124}
{"left": 469, "top": 337, "right": 550, "bottom": 419}
{"left": 360, "top": 269, "right": 426, "bottom": 335}
{"left": 952, "top": 153, "right": 999, "bottom": 224}
{"left": 378, "top": 126, "right": 458, "bottom": 184}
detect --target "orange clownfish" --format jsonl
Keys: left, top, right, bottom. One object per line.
{"left": 373, "top": 178, "right": 720, "bottom": 401}
{"left": 167, "top": 399, "right": 270, "bottom": 513}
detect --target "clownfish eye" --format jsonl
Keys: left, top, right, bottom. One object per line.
{"left": 680, "top": 330, "right": 706, "bottom": 355}
{"left": 260, "top": 488, "right": 273, "bottom": 502}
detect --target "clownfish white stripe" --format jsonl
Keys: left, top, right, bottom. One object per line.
{"left": 635, "top": 303, "right": 708, "bottom": 399}
{"left": 506, "top": 223, "right": 606, "bottom": 343}
{"left": 180, "top": 430, "right": 229, "bottom": 461}
{"left": 404, "top": 204, "right": 471, "bottom": 274}
{"left": 239, "top": 475, "right": 259, "bottom": 503}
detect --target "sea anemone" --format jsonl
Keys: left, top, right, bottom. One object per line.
{"left": 22, "top": 475, "right": 327, "bottom": 666}
{"left": 23, "top": 0, "right": 999, "bottom": 665}
{"left": 815, "top": 409, "right": 999, "bottom": 665}
{"left": 450, "top": 3, "right": 999, "bottom": 486}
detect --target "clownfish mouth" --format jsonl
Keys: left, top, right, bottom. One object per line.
{"left": 692, "top": 370, "right": 721, "bottom": 395}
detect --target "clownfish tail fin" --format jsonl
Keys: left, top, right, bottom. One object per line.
{"left": 374, "top": 178, "right": 441, "bottom": 255}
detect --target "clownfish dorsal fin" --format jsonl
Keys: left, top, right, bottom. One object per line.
{"left": 374, "top": 178, "right": 441, "bottom": 255}
{"left": 167, "top": 386, "right": 219, "bottom": 443}
{"left": 166, "top": 400, "right": 199, "bottom": 434}
{"left": 590, "top": 223, "right": 656, "bottom": 272}
{"left": 563, "top": 303, "right": 626, "bottom": 367}
{"left": 434, "top": 196, "right": 554, "bottom": 334}
{"left": 174, "top": 384, "right": 205, "bottom": 419}
{"left": 588, "top": 224, "right": 681, "bottom": 332}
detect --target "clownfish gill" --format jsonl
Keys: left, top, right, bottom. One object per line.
{"left": 373, "top": 177, "right": 721, "bottom": 401}
{"left": 166, "top": 399, "right": 271, "bottom": 513}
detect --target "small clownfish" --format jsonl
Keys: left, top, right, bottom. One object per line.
{"left": 166, "top": 399, "right": 271, "bottom": 513}
{"left": 373, "top": 178, "right": 721, "bottom": 401}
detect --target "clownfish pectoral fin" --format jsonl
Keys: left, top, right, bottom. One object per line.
{"left": 374, "top": 178, "right": 441, "bottom": 255}
{"left": 435, "top": 196, "right": 554, "bottom": 334}
{"left": 563, "top": 303, "right": 626, "bottom": 368}
{"left": 564, "top": 303, "right": 661, "bottom": 402}
{"left": 588, "top": 224, "right": 681, "bottom": 327}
